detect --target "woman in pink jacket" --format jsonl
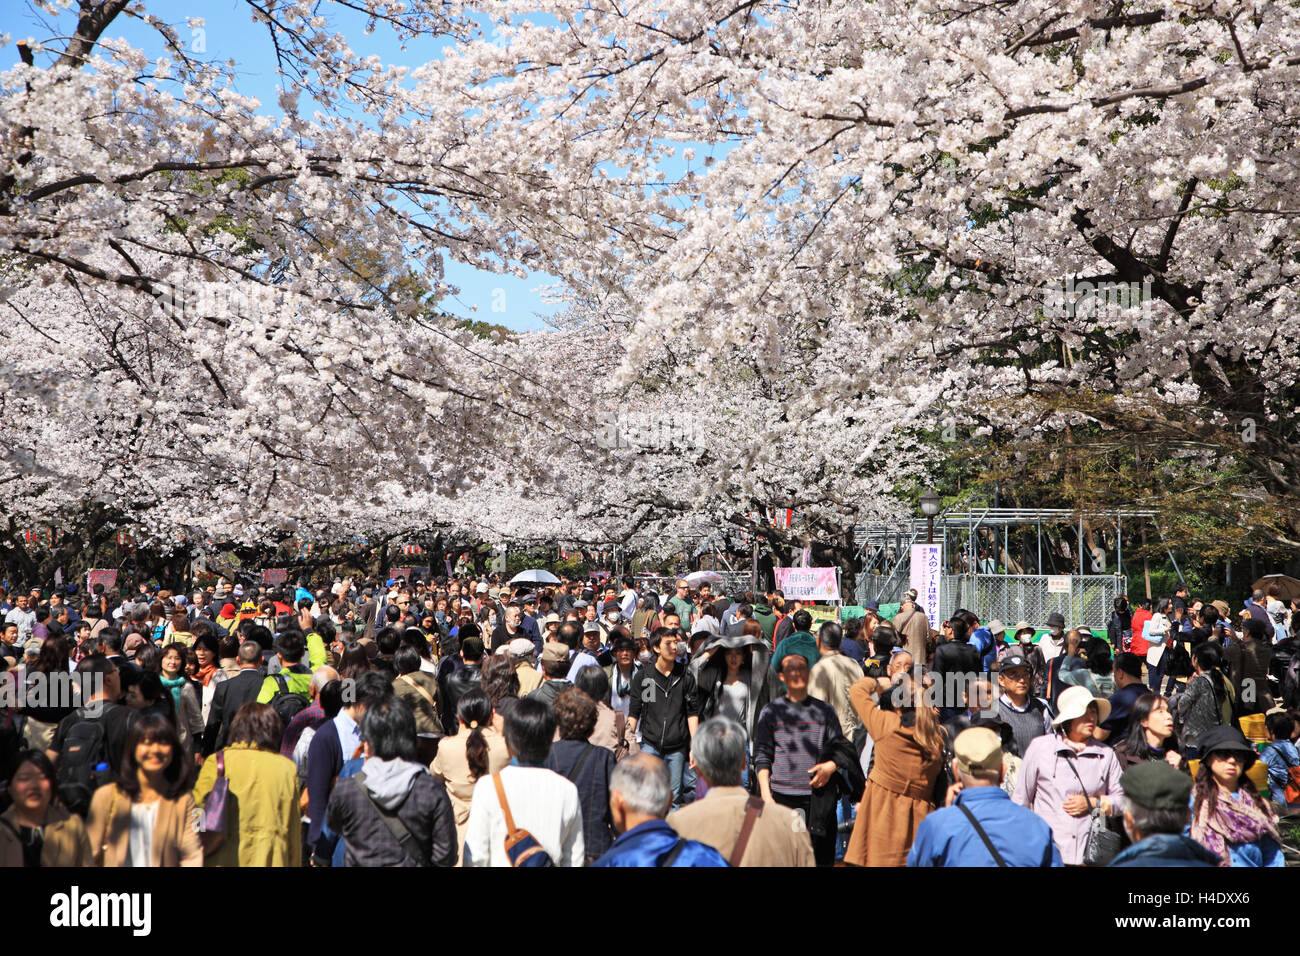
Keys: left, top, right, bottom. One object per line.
{"left": 1012, "top": 686, "right": 1125, "bottom": 865}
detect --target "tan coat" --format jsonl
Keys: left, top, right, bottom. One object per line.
{"left": 893, "top": 607, "right": 931, "bottom": 665}
{"left": 0, "top": 804, "right": 93, "bottom": 867}
{"left": 809, "top": 649, "right": 864, "bottom": 737}
{"left": 430, "top": 726, "right": 510, "bottom": 863}
{"left": 85, "top": 784, "right": 203, "bottom": 867}
{"left": 668, "top": 785, "right": 814, "bottom": 867}
{"left": 514, "top": 661, "right": 543, "bottom": 696}
{"left": 845, "top": 677, "right": 943, "bottom": 867}
{"left": 588, "top": 701, "right": 639, "bottom": 760}
{"left": 192, "top": 744, "right": 301, "bottom": 867}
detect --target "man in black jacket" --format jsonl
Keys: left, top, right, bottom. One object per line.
{"left": 628, "top": 626, "right": 699, "bottom": 811}
{"left": 439, "top": 636, "right": 484, "bottom": 734}
{"left": 202, "top": 640, "right": 265, "bottom": 756}
{"left": 933, "top": 617, "right": 981, "bottom": 719}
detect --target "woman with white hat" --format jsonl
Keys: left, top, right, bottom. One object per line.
{"left": 1012, "top": 685, "right": 1125, "bottom": 865}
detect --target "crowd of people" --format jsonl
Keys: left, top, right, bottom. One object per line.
{"left": 0, "top": 571, "right": 1296, "bottom": 868}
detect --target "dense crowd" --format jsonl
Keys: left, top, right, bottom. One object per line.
{"left": 0, "top": 573, "right": 1296, "bottom": 868}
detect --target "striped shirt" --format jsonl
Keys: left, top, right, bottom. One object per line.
{"left": 753, "top": 695, "right": 842, "bottom": 796}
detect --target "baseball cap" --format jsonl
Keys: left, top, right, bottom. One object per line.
{"left": 953, "top": 727, "right": 1002, "bottom": 776}
{"left": 583, "top": 622, "right": 601, "bottom": 635}
{"left": 1119, "top": 761, "right": 1193, "bottom": 811}
{"left": 542, "top": 641, "right": 569, "bottom": 663}
{"left": 476, "top": 582, "right": 488, "bottom": 593}
{"left": 998, "top": 652, "right": 1030, "bottom": 672}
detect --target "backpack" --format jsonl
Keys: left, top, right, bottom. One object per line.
{"left": 57, "top": 716, "right": 114, "bottom": 817}
{"left": 269, "top": 673, "right": 310, "bottom": 727}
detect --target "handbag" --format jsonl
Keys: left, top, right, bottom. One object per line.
{"left": 199, "top": 750, "right": 229, "bottom": 852}
{"left": 1064, "top": 754, "right": 1121, "bottom": 866}
{"left": 492, "top": 773, "right": 553, "bottom": 867}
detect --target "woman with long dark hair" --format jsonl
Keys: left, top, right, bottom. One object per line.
{"left": 0, "top": 750, "right": 92, "bottom": 866}
{"left": 1117, "top": 693, "right": 1183, "bottom": 769}
{"left": 18, "top": 636, "right": 75, "bottom": 750}
{"left": 336, "top": 641, "right": 371, "bottom": 682}
{"left": 429, "top": 689, "right": 507, "bottom": 864}
{"left": 85, "top": 714, "right": 201, "bottom": 866}
{"left": 1188, "top": 727, "right": 1283, "bottom": 866}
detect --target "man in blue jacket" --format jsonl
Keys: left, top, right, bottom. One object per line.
{"left": 1110, "top": 762, "right": 1218, "bottom": 866}
{"left": 592, "top": 754, "right": 727, "bottom": 867}
{"left": 908, "top": 727, "right": 1061, "bottom": 867}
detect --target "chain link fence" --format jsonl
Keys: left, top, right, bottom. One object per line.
{"left": 856, "top": 570, "right": 1125, "bottom": 631}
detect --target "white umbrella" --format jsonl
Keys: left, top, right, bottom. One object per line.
{"left": 684, "top": 570, "right": 724, "bottom": 587}
{"left": 510, "top": 569, "right": 561, "bottom": 585}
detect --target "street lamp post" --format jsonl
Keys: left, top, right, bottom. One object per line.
{"left": 920, "top": 490, "right": 941, "bottom": 545}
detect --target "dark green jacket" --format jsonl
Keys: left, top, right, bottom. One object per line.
{"left": 753, "top": 604, "right": 778, "bottom": 644}
{"left": 771, "top": 631, "right": 819, "bottom": 675}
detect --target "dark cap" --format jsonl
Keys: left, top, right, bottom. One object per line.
{"left": 998, "top": 652, "right": 1030, "bottom": 673}
{"left": 1197, "top": 727, "right": 1257, "bottom": 768}
{"left": 862, "top": 600, "right": 880, "bottom": 612}
{"left": 1119, "top": 761, "right": 1193, "bottom": 811}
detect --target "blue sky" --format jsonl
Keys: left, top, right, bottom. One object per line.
{"left": 8, "top": 0, "right": 563, "bottom": 331}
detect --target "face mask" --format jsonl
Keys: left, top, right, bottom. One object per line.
{"left": 638, "top": 650, "right": 654, "bottom": 664}
{"left": 607, "top": 613, "right": 619, "bottom": 622}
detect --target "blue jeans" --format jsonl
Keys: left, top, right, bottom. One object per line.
{"left": 1147, "top": 658, "right": 1165, "bottom": 694}
{"left": 641, "top": 743, "right": 692, "bottom": 810}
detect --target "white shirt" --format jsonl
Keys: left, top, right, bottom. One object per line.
{"left": 619, "top": 589, "right": 638, "bottom": 620}
{"left": 463, "top": 765, "right": 584, "bottom": 867}
{"left": 126, "top": 800, "right": 159, "bottom": 868}
{"left": 334, "top": 710, "right": 362, "bottom": 764}
{"left": 5, "top": 608, "right": 35, "bottom": 642}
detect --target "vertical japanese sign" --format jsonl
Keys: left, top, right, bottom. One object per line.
{"left": 909, "top": 543, "right": 944, "bottom": 632}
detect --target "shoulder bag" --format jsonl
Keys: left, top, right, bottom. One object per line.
{"left": 1064, "top": 753, "right": 1121, "bottom": 866}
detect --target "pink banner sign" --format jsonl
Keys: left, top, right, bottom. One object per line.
{"left": 261, "top": 568, "right": 288, "bottom": 585}
{"left": 773, "top": 567, "right": 840, "bottom": 602}
{"left": 86, "top": 569, "right": 118, "bottom": 593}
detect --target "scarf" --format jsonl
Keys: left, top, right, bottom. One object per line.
{"left": 195, "top": 662, "right": 219, "bottom": 687}
{"left": 160, "top": 674, "right": 186, "bottom": 711}
{"left": 1191, "top": 786, "right": 1282, "bottom": 866}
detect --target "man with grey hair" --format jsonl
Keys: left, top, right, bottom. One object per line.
{"left": 668, "top": 718, "right": 814, "bottom": 866}
{"left": 591, "top": 754, "right": 728, "bottom": 867}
